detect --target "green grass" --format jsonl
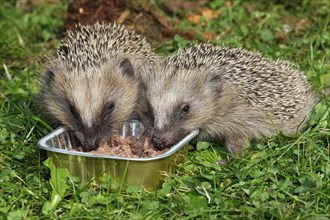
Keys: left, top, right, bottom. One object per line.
{"left": 0, "top": 0, "right": 329, "bottom": 219}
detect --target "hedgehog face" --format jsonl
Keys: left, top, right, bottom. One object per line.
{"left": 43, "top": 58, "right": 138, "bottom": 151}
{"left": 140, "top": 66, "right": 222, "bottom": 149}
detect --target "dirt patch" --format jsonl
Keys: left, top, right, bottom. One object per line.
{"left": 63, "top": 0, "right": 199, "bottom": 46}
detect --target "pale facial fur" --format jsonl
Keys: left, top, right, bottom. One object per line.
{"left": 41, "top": 57, "right": 138, "bottom": 151}
{"left": 139, "top": 64, "right": 230, "bottom": 149}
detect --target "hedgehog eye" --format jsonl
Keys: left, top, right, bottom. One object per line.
{"left": 107, "top": 102, "right": 115, "bottom": 113}
{"left": 181, "top": 104, "right": 190, "bottom": 114}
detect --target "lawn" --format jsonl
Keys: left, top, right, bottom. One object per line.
{"left": 0, "top": 0, "right": 329, "bottom": 219}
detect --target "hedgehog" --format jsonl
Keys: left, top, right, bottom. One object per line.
{"left": 38, "top": 22, "right": 158, "bottom": 151}
{"left": 138, "top": 43, "right": 319, "bottom": 155}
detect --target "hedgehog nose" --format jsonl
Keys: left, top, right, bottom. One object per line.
{"left": 83, "top": 139, "right": 100, "bottom": 151}
{"left": 152, "top": 136, "right": 166, "bottom": 150}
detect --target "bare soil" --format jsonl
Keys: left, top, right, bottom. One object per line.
{"left": 63, "top": 0, "right": 199, "bottom": 46}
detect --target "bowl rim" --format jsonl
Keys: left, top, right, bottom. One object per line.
{"left": 37, "top": 127, "right": 199, "bottom": 161}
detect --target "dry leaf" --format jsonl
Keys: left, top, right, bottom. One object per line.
{"left": 116, "top": 10, "right": 130, "bottom": 24}
{"left": 275, "top": 32, "right": 289, "bottom": 44}
{"left": 225, "top": 1, "right": 232, "bottom": 8}
{"left": 187, "top": 13, "right": 201, "bottom": 24}
{"left": 203, "top": 32, "right": 218, "bottom": 41}
{"left": 201, "top": 8, "right": 220, "bottom": 20}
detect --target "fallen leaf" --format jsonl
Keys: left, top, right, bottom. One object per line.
{"left": 116, "top": 9, "right": 130, "bottom": 24}
{"left": 201, "top": 8, "right": 220, "bottom": 20}
{"left": 202, "top": 32, "right": 218, "bottom": 41}
{"left": 275, "top": 32, "right": 289, "bottom": 44}
{"left": 224, "top": 1, "right": 232, "bottom": 8}
{"left": 297, "top": 19, "right": 310, "bottom": 29}
{"left": 187, "top": 13, "right": 201, "bottom": 24}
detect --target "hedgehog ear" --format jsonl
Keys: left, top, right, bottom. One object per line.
{"left": 207, "top": 73, "right": 222, "bottom": 94}
{"left": 45, "top": 69, "right": 56, "bottom": 85}
{"left": 119, "top": 58, "right": 134, "bottom": 77}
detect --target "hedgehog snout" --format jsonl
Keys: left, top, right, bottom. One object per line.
{"left": 151, "top": 128, "right": 185, "bottom": 150}
{"left": 83, "top": 138, "right": 100, "bottom": 152}
{"left": 72, "top": 130, "right": 101, "bottom": 151}
{"left": 151, "top": 136, "right": 166, "bottom": 150}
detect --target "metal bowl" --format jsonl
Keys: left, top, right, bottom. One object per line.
{"left": 37, "top": 127, "right": 199, "bottom": 189}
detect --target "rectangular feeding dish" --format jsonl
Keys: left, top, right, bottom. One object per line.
{"left": 37, "top": 127, "right": 199, "bottom": 189}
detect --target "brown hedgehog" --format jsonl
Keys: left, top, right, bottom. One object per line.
{"left": 138, "top": 43, "right": 319, "bottom": 155}
{"left": 38, "top": 22, "right": 158, "bottom": 151}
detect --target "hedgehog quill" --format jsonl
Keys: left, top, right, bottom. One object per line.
{"left": 139, "top": 43, "right": 319, "bottom": 155}
{"left": 38, "top": 22, "right": 158, "bottom": 151}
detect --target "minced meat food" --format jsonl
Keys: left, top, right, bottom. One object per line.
{"left": 74, "top": 134, "right": 169, "bottom": 158}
